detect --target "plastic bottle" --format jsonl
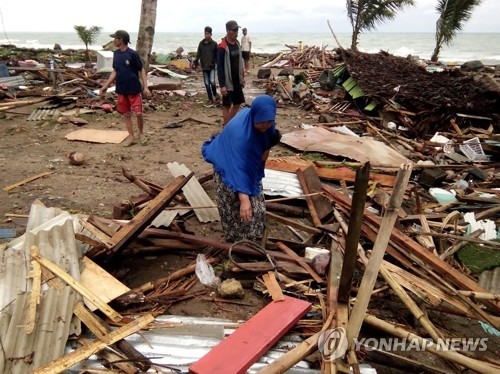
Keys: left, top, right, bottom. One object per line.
{"left": 49, "top": 59, "right": 54, "bottom": 70}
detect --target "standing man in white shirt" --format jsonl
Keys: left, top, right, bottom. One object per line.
{"left": 241, "top": 27, "right": 252, "bottom": 74}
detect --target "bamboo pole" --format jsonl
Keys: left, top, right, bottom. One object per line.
{"left": 412, "top": 230, "right": 500, "bottom": 248}
{"left": 440, "top": 229, "right": 484, "bottom": 260}
{"left": 458, "top": 291, "right": 500, "bottom": 301}
{"left": 364, "top": 314, "right": 500, "bottom": 374}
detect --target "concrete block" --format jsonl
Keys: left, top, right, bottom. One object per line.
{"left": 96, "top": 50, "right": 114, "bottom": 71}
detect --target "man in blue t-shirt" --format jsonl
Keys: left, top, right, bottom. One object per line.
{"left": 100, "top": 30, "right": 151, "bottom": 147}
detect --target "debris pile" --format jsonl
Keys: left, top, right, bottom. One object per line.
{"left": 1, "top": 45, "right": 499, "bottom": 373}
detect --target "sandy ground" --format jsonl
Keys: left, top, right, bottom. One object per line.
{"left": 0, "top": 66, "right": 313, "bottom": 319}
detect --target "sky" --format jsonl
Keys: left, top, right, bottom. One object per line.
{"left": 0, "top": 0, "right": 498, "bottom": 34}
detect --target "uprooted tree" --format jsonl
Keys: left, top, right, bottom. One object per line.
{"left": 346, "top": 0, "right": 415, "bottom": 51}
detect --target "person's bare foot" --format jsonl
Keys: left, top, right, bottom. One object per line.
{"left": 122, "top": 138, "right": 136, "bottom": 147}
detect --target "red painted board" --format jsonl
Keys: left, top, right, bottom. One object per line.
{"left": 189, "top": 296, "right": 311, "bottom": 374}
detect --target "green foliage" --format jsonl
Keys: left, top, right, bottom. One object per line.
{"left": 431, "top": 0, "right": 483, "bottom": 61}
{"left": 457, "top": 242, "right": 500, "bottom": 274}
{"left": 73, "top": 25, "right": 103, "bottom": 61}
{"left": 346, "top": 0, "right": 415, "bottom": 50}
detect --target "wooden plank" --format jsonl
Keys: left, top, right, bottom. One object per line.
{"left": 31, "top": 245, "right": 123, "bottom": 323}
{"left": 275, "top": 242, "right": 324, "bottom": 284}
{"left": 266, "top": 211, "right": 321, "bottom": 235}
{"left": 347, "top": 164, "right": 413, "bottom": 346}
{"left": 299, "top": 165, "right": 333, "bottom": 219}
{"left": 189, "top": 296, "right": 311, "bottom": 374}
{"left": 338, "top": 162, "right": 370, "bottom": 304}
{"left": 267, "top": 158, "right": 396, "bottom": 187}
{"left": 25, "top": 259, "right": 42, "bottom": 334}
{"left": 80, "top": 257, "right": 130, "bottom": 311}
{"left": 262, "top": 271, "right": 285, "bottom": 301}
{"left": 3, "top": 171, "right": 54, "bottom": 192}
{"left": 65, "top": 129, "right": 129, "bottom": 144}
{"left": 296, "top": 168, "right": 322, "bottom": 227}
{"left": 108, "top": 173, "right": 193, "bottom": 258}
{"left": 33, "top": 314, "right": 154, "bottom": 374}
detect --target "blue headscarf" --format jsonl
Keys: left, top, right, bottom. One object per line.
{"left": 202, "top": 95, "right": 277, "bottom": 196}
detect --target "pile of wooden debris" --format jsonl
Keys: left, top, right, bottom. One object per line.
{"left": 0, "top": 47, "right": 499, "bottom": 373}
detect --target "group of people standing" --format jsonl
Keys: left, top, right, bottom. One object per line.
{"left": 193, "top": 20, "right": 251, "bottom": 125}
{"left": 101, "top": 23, "right": 282, "bottom": 245}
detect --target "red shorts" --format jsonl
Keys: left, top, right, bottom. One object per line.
{"left": 117, "top": 94, "right": 143, "bottom": 114}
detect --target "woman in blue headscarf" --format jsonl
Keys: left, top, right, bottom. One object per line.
{"left": 202, "top": 95, "right": 281, "bottom": 242}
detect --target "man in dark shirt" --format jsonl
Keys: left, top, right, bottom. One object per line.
{"left": 100, "top": 30, "right": 151, "bottom": 147}
{"left": 193, "top": 26, "right": 219, "bottom": 103}
{"left": 217, "top": 20, "right": 245, "bottom": 125}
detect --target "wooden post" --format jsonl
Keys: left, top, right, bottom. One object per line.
{"left": 338, "top": 162, "right": 370, "bottom": 303}
{"left": 346, "top": 164, "right": 413, "bottom": 347}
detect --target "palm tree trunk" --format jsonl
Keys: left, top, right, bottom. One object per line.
{"left": 136, "top": 0, "right": 157, "bottom": 72}
{"left": 351, "top": 26, "right": 361, "bottom": 51}
{"left": 431, "top": 45, "right": 441, "bottom": 62}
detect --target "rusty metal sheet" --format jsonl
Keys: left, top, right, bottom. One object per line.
{"left": 281, "top": 127, "right": 410, "bottom": 165}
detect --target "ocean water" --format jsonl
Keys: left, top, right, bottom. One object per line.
{"left": 1, "top": 31, "right": 499, "bottom": 65}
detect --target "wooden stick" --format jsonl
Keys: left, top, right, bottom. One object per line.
{"left": 440, "top": 229, "right": 484, "bottom": 260}
{"left": 3, "top": 171, "right": 55, "bottom": 192}
{"left": 25, "top": 259, "right": 42, "bottom": 334}
{"left": 313, "top": 160, "right": 488, "bottom": 170}
{"left": 412, "top": 230, "right": 499, "bottom": 248}
{"left": 33, "top": 314, "right": 154, "bottom": 374}
{"left": 275, "top": 242, "right": 323, "bottom": 283}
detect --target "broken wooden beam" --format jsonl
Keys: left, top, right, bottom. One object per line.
{"left": 105, "top": 173, "right": 194, "bottom": 260}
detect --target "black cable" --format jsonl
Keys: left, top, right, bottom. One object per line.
{"left": 228, "top": 240, "right": 277, "bottom": 272}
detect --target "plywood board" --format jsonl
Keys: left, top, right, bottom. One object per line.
{"left": 65, "top": 129, "right": 129, "bottom": 144}
{"left": 80, "top": 256, "right": 130, "bottom": 311}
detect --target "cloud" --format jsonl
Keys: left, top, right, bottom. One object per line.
{"left": 0, "top": 0, "right": 497, "bottom": 33}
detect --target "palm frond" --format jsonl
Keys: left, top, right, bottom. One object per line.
{"left": 435, "top": 0, "right": 482, "bottom": 45}
{"left": 348, "top": 0, "right": 415, "bottom": 31}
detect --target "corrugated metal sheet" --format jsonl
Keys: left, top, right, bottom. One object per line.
{"left": 263, "top": 168, "right": 304, "bottom": 197}
{"left": 479, "top": 266, "right": 500, "bottom": 295}
{"left": 0, "top": 202, "right": 83, "bottom": 373}
{"left": 167, "top": 162, "right": 220, "bottom": 223}
{"left": 27, "top": 108, "right": 61, "bottom": 121}
{"left": 0, "top": 75, "right": 27, "bottom": 87}
{"left": 68, "top": 315, "right": 320, "bottom": 373}
{"left": 0, "top": 287, "right": 77, "bottom": 374}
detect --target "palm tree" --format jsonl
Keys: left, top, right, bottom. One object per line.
{"left": 431, "top": 0, "right": 482, "bottom": 62}
{"left": 73, "top": 25, "right": 102, "bottom": 61}
{"left": 136, "top": 0, "right": 158, "bottom": 72}
{"left": 346, "top": 0, "right": 415, "bottom": 51}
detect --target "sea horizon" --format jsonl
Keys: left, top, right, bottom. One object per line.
{"left": 1, "top": 31, "right": 499, "bottom": 65}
